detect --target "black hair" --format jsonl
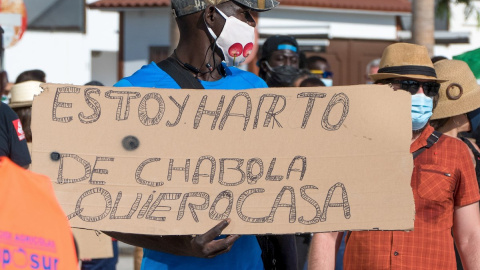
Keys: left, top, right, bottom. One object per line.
{"left": 15, "top": 69, "right": 46, "bottom": 84}
{"left": 300, "top": 76, "right": 325, "bottom": 87}
{"left": 85, "top": 80, "right": 104, "bottom": 86}
{"left": 306, "top": 56, "right": 328, "bottom": 66}
{"left": 431, "top": 56, "right": 448, "bottom": 63}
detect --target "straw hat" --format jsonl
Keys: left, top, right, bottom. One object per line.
{"left": 9, "top": 80, "right": 43, "bottom": 108}
{"left": 370, "top": 43, "right": 445, "bottom": 82}
{"left": 430, "top": 60, "right": 480, "bottom": 120}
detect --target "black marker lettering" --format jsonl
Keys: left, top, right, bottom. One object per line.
{"left": 177, "top": 192, "right": 209, "bottom": 222}
{"left": 286, "top": 156, "right": 307, "bottom": 180}
{"left": 90, "top": 156, "right": 114, "bottom": 185}
{"left": 105, "top": 90, "right": 141, "bottom": 121}
{"left": 298, "top": 185, "right": 321, "bottom": 225}
{"left": 209, "top": 190, "right": 233, "bottom": 220}
{"left": 79, "top": 87, "right": 102, "bottom": 124}
{"left": 168, "top": 159, "right": 190, "bottom": 182}
{"left": 297, "top": 92, "right": 326, "bottom": 129}
{"left": 321, "top": 182, "right": 351, "bottom": 221}
{"left": 192, "top": 156, "right": 216, "bottom": 184}
{"left": 72, "top": 187, "right": 112, "bottom": 222}
{"left": 219, "top": 158, "right": 245, "bottom": 186}
{"left": 253, "top": 94, "right": 286, "bottom": 129}
{"left": 135, "top": 158, "right": 164, "bottom": 187}
{"left": 138, "top": 92, "right": 165, "bottom": 126}
{"left": 110, "top": 192, "right": 142, "bottom": 219}
{"left": 166, "top": 95, "right": 189, "bottom": 127}
{"left": 52, "top": 86, "right": 81, "bottom": 123}
{"left": 246, "top": 158, "right": 264, "bottom": 184}
{"left": 266, "top": 158, "right": 283, "bottom": 181}
{"left": 145, "top": 193, "right": 182, "bottom": 221}
{"left": 219, "top": 92, "right": 252, "bottom": 131}
{"left": 57, "top": 154, "right": 91, "bottom": 184}
{"left": 194, "top": 95, "right": 225, "bottom": 130}
{"left": 322, "top": 93, "right": 349, "bottom": 131}
{"left": 267, "top": 186, "right": 296, "bottom": 223}
{"left": 236, "top": 188, "right": 267, "bottom": 223}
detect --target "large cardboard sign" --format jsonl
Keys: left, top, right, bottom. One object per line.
{"left": 72, "top": 229, "right": 113, "bottom": 260}
{"left": 32, "top": 83, "right": 415, "bottom": 235}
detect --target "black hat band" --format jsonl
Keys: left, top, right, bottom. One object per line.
{"left": 378, "top": 65, "right": 437, "bottom": 78}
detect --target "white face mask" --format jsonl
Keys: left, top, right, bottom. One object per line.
{"left": 206, "top": 8, "right": 255, "bottom": 67}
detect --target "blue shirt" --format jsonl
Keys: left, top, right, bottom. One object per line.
{"left": 115, "top": 62, "right": 266, "bottom": 270}
{"left": 115, "top": 62, "right": 267, "bottom": 90}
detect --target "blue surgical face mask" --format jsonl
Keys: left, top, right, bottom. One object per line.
{"left": 411, "top": 93, "right": 433, "bottom": 131}
{"left": 320, "top": 78, "right": 333, "bottom": 87}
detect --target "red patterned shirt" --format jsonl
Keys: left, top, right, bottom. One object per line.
{"left": 343, "top": 125, "right": 480, "bottom": 270}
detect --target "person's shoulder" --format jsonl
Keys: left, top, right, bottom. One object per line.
{"left": 0, "top": 103, "right": 18, "bottom": 119}
{"left": 226, "top": 66, "right": 267, "bottom": 88}
{"left": 437, "top": 134, "right": 472, "bottom": 154}
{"left": 114, "top": 62, "right": 178, "bottom": 88}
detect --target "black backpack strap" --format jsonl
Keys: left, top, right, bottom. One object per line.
{"left": 157, "top": 57, "right": 204, "bottom": 89}
{"left": 412, "top": 130, "right": 442, "bottom": 159}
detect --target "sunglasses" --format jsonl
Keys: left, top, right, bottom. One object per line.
{"left": 310, "top": 70, "right": 334, "bottom": 79}
{"left": 383, "top": 80, "right": 440, "bottom": 97}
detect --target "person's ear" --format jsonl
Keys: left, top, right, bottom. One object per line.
{"left": 204, "top": 5, "right": 216, "bottom": 29}
{"left": 260, "top": 61, "right": 269, "bottom": 73}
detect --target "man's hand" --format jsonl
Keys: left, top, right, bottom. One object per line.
{"left": 189, "top": 219, "right": 241, "bottom": 258}
{"left": 104, "top": 219, "right": 240, "bottom": 258}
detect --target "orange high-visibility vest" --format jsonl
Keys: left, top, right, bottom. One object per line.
{"left": 0, "top": 157, "right": 78, "bottom": 269}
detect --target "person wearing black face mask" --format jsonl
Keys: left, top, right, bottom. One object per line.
{"left": 265, "top": 65, "right": 302, "bottom": 87}
{"left": 258, "top": 35, "right": 300, "bottom": 87}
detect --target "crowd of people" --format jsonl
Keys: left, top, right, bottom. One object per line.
{"left": 1, "top": 0, "right": 480, "bottom": 269}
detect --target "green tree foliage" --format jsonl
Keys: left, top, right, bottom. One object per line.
{"left": 436, "top": 0, "right": 480, "bottom": 25}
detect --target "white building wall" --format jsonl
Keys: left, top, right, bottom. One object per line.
{"left": 4, "top": 2, "right": 118, "bottom": 85}
{"left": 259, "top": 7, "right": 402, "bottom": 41}
{"left": 123, "top": 8, "right": 171, "bottom": 78}
{"left": 434, "top": 2, "right": 480, "bottom": 58}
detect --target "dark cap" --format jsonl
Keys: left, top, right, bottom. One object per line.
{"left": 260, "top": 35, "right": 299, "bottom": 61}
{"left": 172, "top": 0, "right": 279, "bottom": 17}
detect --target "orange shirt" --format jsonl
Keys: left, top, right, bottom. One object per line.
{"left": 0, "top": 157, "right": 78, "bottom": 269}
{"left": 344, "top": 125, "right": 480, "bottom": 270}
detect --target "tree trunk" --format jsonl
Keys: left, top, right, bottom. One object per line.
{"left": 412, "top": 0, "right": 435, "bottom": 56}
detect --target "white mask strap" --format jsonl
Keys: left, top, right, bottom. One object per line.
{"left": 205, "top": 8, "right": 228, "bottom": 40}
{"left": 215, "top": 8, "right": 228, "bottom": 20}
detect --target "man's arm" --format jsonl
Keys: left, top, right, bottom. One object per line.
{"left": 308, "top": 231, "right": 343, "bottom": 270}
{"left": 104, "top": 219, "right": 240, "bottom": 258}
{"left": 453, "top": 202, "right": 480, "bottom": 270}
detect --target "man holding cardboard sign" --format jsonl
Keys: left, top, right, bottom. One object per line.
{"left": 109, "top": 0, "right": 283, "bottom": 269}
{"left": 309, "top": 43, "right": 480, "bottom": 269}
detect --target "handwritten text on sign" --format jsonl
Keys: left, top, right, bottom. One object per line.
{"left": 32, "top": 84, "right": 414, "bottom": 235}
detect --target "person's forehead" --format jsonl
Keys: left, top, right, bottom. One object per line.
{"left": 270, "top": 49, "right": 298, "bottom": 57}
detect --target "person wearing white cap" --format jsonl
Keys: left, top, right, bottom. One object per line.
{"left": 9, "top": 80, "right": 43, "bottom": 144}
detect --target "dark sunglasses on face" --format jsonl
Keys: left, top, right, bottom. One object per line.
{"left": 382, "top": 79, "right": 440, "bottom": 97}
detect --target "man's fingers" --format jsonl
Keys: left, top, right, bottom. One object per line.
{"left": 198, "top": 219, "right": 231, "bottom": 243}
{"left": 205, "top": 235, "right": 241, "bottom": 258}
